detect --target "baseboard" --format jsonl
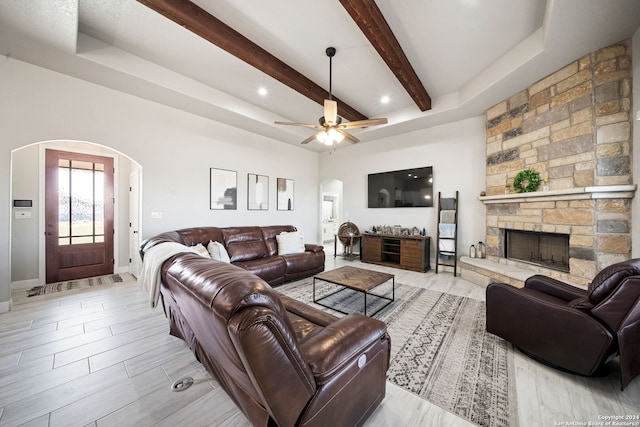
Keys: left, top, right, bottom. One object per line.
{"left": 116, "top": 266, "right": 130, "bottom": 274}
{"left": 11, "top": 278, "right": 40, "bottom": 291}
{"left": 0, "top": 298, "right": 12, "bottom": 314}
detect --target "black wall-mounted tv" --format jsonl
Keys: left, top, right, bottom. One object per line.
{"left": 368, "top": 167, "right": 433, "bottom": 208}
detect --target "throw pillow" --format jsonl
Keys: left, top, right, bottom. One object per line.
{"left": 193, "top": 243, "right": 211, "bottom": 258}
{"left": 276, "top": 231, "right": 305, "bottom": 255}
{"left": 207, "top": 240, "right": 231, "bottom": 263}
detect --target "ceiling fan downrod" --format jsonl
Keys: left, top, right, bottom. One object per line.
{"left": 326, "top": 47, "right": 336, "bottom": 100}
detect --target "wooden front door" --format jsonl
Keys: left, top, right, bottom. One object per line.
{"left": 45, "top": 149, "right": 114, "bottom": 283}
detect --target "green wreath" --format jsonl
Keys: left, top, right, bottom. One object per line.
{"left": 513, "top": 169, "right": 540, "bottom": 193}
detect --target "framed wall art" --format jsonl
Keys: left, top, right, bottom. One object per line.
{"left": 210, "top": 168, "right": 237, "bottom": 210}
{"left": 277, "top": 178, "right": 294, "bottom": 211}
{"left": 248, "top": 173, "right": 269, "bottom": 210}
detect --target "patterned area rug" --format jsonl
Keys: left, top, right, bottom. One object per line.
{"left": 27, "top": 273, "right": 125, "bottom": 297}
{"left": 277, "top": 278, "right": 517, "bottom": 427}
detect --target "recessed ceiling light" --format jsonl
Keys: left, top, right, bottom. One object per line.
{"left": 380, "top": 95, "right": 390, "bottom": 104}
{"left": 258, "top": 87, "right": 268, "bottom": 96}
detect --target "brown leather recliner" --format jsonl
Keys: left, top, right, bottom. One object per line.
{"left": 161, "top": 254, "right": 390, "bottom": 426}
{"left": 486, "top": 258, "right": 640, "bottom": 390}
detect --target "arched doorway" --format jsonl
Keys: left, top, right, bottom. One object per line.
{"left": 320, "top": 179, "right": 343, "bottom": 253}
{"left": 10, "top": 140, "right": 142, "bottom": 291}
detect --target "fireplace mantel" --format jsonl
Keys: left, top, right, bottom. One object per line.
{"left": 479, "top": 185, "right": 636, "bottom": 205}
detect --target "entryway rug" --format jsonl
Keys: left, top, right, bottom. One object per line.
{"left": 27, "top": 273, "right": 125, "bottom": 297}
{"left": 277, "top": 278, "right": 517, "bottom": 427}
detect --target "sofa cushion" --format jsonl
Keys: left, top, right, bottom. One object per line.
{"left": 589, "top": 259, "right": 640, "bottom": 303}
{"left": 207, "top": 240, "right": 230, "bottom": 263}
{"left": 276, "top": 231, "right": 305, "bottom": 255}
{"left": 261, "top": 225, "right": 297, "bottom": 256}
{"left": 282, "top": 251, "right": 322, "bottom": 274}
{"left": 233, "top": 256, "right": 286, "bottom": 285}
{"left": 192, "top": 243, "right": 211, "bottom": 258}
{"left": 222, "top": 227, "right": 268, "bottom": 262}
{"left": 176, "top": 227, "right": 224, "bottom": 247}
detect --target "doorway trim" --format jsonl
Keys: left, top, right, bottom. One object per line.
{"left": 319, "top": 179, "right": 344, "bottom": 247}
{"left": 8, "top": 140, "right": 141, "bottom": 290}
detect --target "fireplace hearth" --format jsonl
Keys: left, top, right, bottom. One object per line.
{"left": 505, "top": 229, "right": 570, "bottom": 272}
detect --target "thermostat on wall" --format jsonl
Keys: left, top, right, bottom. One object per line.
{"left": 13, "top": 199, "right": 32, "bottom": 208}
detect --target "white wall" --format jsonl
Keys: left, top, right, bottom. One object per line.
{"left": 10, "top": 145, "right": 39, "bottom": 281}
{"left": 0, "top": 57, "right": 320, "bottom": 309}
{"left": 319, "top": 116, "right": 487, "bottom": 264}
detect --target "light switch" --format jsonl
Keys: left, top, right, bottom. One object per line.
{"left": 151, "top": 212, "right": 163, "bottom": 219}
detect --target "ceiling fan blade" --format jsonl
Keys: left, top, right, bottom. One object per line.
{"left": 300, "top": 133, "right": 320, "bottom": 145}
{"left": 274, "top": 121, "right": 323, "bottom": 129}
{"left": 337, "top": 129, "right": 360, "bottom": 144}
{"left": 324, "top": 99, "right": 338, "bottom": 126}
{"left": 339, "top": 118, "right": 388, "bottom": 129}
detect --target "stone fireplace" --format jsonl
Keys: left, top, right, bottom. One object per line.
{"left": 476, "top": 40, "right": 635, "bottom": 287}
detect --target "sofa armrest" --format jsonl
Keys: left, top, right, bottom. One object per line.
{"left": 524, "top": 274, "right": 587, "bottom": 301}
{"left": 305, "top": 244, "right": 324, "bottom": 253}
{"left": 299, "top": 314, "right": 388, "bottom": 383}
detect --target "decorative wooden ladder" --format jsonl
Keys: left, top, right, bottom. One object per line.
{"left": 435, "top": 191, "right": 458, "bottom": 276}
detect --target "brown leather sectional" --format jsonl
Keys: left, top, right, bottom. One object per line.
{"left": 141, "top": 226, "right": 391, "bottom": 426}
{"left": 141, "top": 225, "right": 325, "bottom": 286}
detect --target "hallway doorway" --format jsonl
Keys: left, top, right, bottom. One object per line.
{"left": 10, "top": 141, "right": 141, "bottom": 291}
{"left": 320, "top": 179, "right": 343, "bottom": 244}
{"left": 45, "top": 149, "right": 114, "bottom": 283}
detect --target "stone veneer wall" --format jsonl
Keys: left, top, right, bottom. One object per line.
{"left": 484, "top": 40, "right": 633, "bottom": 286}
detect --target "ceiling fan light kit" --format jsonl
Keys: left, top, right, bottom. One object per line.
{"left": 318, "top": 128, "right": 345, "bottom": 145}
{"left": 275, "top": 47, "right": 388, "bottom": 147}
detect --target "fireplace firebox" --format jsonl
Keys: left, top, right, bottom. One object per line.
{"left": 505, "top": 229, "right": 570, "bottom": 272}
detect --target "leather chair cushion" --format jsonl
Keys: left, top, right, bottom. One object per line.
{"left": 176, "top": 227, "right": 224, "bottom": 247}
{"left": 223, "top": 227, "right": 268, "bottom": 262}
{"left": 286, "top": 311, "right": 327, "bottom": 342}
{"left": 568, "top": 297, "right": 595, "bottom": 312}
{"left": 232, "top": 256, "right": 286, "bottom": 284}
{"left": 589, "top": 259, "right": 640, "bottom": 303}
{"left": 282, "top": 252, "right": 324, "bottom": 274}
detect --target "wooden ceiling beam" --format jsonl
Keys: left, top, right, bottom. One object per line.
{"left": 339, "top": 0, "right": 432, "bottom": 111}
{"left": 136, "top": 0, "right": 368, "bottom": 122}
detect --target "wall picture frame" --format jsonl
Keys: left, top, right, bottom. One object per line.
{"left": 210, "top": 168, "right": 237, "bottom": 210}
{"left": 277, "top": 178, "right": 294, "bottom": 211}
{"left": 248, "top": 173, "right": 269, "bottom": 210}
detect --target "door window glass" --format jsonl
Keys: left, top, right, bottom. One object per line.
{"left": 58, "top": 160, "right": 106, "bottom": 245}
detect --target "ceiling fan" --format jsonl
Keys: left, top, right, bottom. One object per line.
{"left": 275, "top": 47, "right": 388, "bottom": 146}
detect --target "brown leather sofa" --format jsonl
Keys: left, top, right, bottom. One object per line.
{"left": 140, "top": 225, "right": 325, "bottom": 286}
{"left": 142, "top": 234, "right": 391, "bottom": 426}
{"left": 486, "top": 258, "right": 640, "bottom": 390}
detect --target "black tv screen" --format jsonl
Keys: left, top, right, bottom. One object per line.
{"left": 368, "top": 167, "right": 433, "bottom": 208}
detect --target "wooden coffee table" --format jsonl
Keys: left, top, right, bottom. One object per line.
{"left": 313, "top": 266, "right": 395, "bottom": 316}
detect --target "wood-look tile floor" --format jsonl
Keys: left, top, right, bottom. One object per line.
{"left": 2, "top": 250, "right": 639, "bottom": 426}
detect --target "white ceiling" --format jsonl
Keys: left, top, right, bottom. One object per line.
{"left": 1, "top": 0, "right": 639, "bottom": 151}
